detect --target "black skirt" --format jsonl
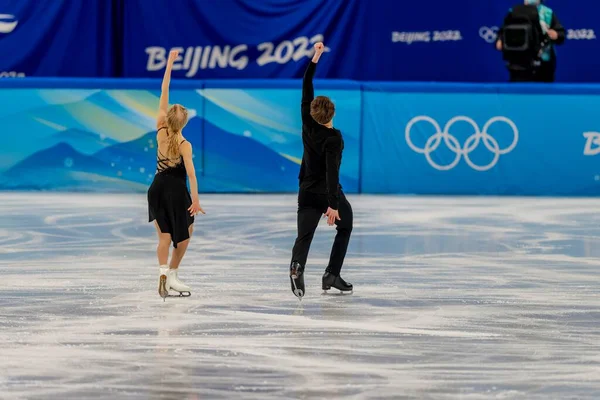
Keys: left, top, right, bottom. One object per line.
{"left": 148, "top": 171, "right": 194, "bottom": 248}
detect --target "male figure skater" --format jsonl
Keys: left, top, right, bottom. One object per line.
{"left": 289, "top": 42, "right": 353, "bottom": 300}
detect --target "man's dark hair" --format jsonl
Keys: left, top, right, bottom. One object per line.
{"left": 310, "top": 96, "right": 335, "bottom": 125}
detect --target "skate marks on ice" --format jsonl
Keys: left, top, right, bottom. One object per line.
{"left": 0, "top": 194, "right": 600, "bottom": 399}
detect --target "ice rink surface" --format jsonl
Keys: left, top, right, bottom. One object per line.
{"left": 0, "top": 193, "right": 599, "bottom": 400}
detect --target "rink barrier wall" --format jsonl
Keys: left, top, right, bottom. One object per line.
{"left": 1, "top": 79, "right": 599, "bottom": 195}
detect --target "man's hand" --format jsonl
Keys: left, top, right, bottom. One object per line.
{"left": 312, "top": 42, "right": 325, "bottom": 63}
{"left": 547, "top": 29, "right": 558, "bottom": 41}
{"left": 314, "top": 42, "right": 324, "bottom": 55}
{"left": 324, "top": 207, "right": 340, "bottom": 226}
{"left": 496, "top": 40, "right": 503, "bottom": 51}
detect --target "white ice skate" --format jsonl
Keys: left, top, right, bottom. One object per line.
{"left": 167, "top": 268, "right": 191, "bottom": 298}
{"left": 158, "top": 265, "right": 170, "bottom": 301}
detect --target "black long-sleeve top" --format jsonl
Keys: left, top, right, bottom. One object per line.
{"left": 298, "top": 61, "right": 343, "bottom": 209}
{"left": 498, "top": 6, "right": 566, "bottom": 62}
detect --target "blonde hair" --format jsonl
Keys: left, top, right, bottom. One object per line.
{"left": 165, "top": 104, "right": 189, "bottom": 159}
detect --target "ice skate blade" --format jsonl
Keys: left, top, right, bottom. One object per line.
{"left": 291, "top": 278, "right": 303, "bottom": 301}
{"left": 168, "top": 291, "right": 191, "bottom": 298}
{"left": 322, "top": 289, "right": 353, "bottom": 295}
{"left": 158, "top": 275, "right": 168, "bottom": 301}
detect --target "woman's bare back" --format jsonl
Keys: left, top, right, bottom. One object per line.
{"left": 156, "top": 127, "right": 187, "bottom": 168}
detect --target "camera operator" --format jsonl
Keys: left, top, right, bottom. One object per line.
{"left": 496, "top": 0, "right": 565, "bottom": 82}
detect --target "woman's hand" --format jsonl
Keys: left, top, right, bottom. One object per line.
{"left": 168, "top": 50, "right": 179, "bottom": 63}
{"left": 188, "top": 199, "right": 205, "bottom": 216}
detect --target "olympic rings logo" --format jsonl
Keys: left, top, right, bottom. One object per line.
{"left": 405, "top": 116, "right": 519, "bottom": 171}
{"left": 479, "top": 26, "right": 499, "bottom": 43}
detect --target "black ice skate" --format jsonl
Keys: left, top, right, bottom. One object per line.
{"left": 290, "top": 261, "right": 305, "bottom": 300}
{"left": 322, "top": 272, "right": 353, "bottom": 293}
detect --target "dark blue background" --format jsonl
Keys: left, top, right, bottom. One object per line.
{"left": 0, "top": 0, "right": 598, "bottom": 82}
{"left": 0, "top": 0, "right": 114, "bottom": 77}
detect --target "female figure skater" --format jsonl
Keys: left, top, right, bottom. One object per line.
{"left": 148, "top": 50, "right": 205, "bottom": 300}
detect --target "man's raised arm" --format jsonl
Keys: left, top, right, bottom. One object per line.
{"left": 301, "top": 42, "right": 325, "bottom": 122}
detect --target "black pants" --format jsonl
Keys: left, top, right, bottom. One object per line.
{"left": 509, "top": 62, "right": 555, "bottom": 83}
{"left": 291, "top": 190, "right": 353, "bottom": 276}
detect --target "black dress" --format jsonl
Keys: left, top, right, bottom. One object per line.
{"left": 148, "top": 128, "right": 194, "bottom": 248}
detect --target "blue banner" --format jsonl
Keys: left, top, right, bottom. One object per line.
{"left": 2, "top": 78, "right": 600, "bottom": 196}
{"left": 361, "top": 82, "right": 600, "bottom": 195}
{"left": 121, "top": 0, "right": 600, "bottom": 83}
{"left": 359, "top": 0, "right": 497, "bottom": 82}
{"left": 0, "top": 0, "right": 114, "bottom": 77}
{"left": 359, "top": 0, "right": 600, "bottom": 83}
{"left": 122, "top": 0, "right": 364, "bottom": 80}
{"left": 200, "top": 80, "right": 360, "bottom": 192}
{"left": 1, "top": 0, "right": 599, "bottom": 81}
{"left": 0, "top": 79, "right": 360, "bottom": 193}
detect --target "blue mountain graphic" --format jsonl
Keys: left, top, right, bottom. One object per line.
{"left": 203, "top": 120, "right": 303, "bottom": 192}
{"left": 95, "top": 117, "right": 305, "bottom": 192}
{"left": 45, "top": 128, "right": 117, "bottom": 155}
{"left": 204, "top": 121, "right": 358, "bottom": 192}
{"left": 0, "top": 142, "right": 145, "bottom": 191}
{"left": 8, "top": 142, "right": 107, "bottom": 173}
{"left": 94, "top": 117, "right": 203, "bottom": 164}
{"left": 0, "top": 117, "right": 358, "bottom": 192}
{"left": 94, "top": 130, "right": 155, "bottom": 167}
